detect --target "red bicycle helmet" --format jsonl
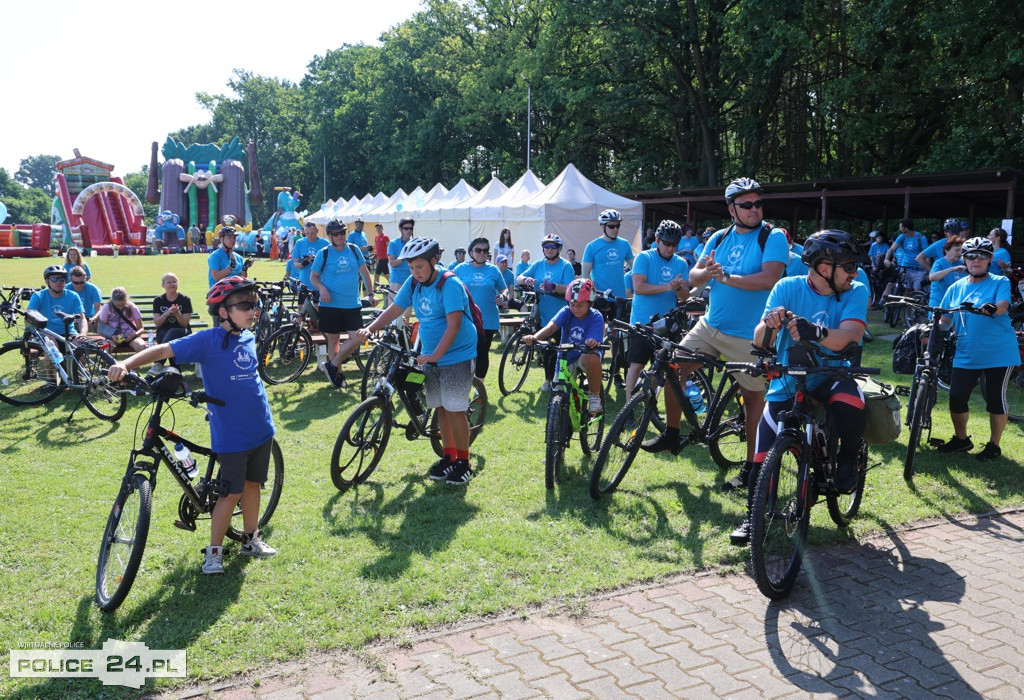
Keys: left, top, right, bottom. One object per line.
{"left": 565, "top": 278, "right": 594, "bottom": 303}
{"left": 207, "top": 275, "right": 255, "bottom": 315}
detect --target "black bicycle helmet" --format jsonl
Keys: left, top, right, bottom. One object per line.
{"left": 43, "top": 264, "right": 67, "bottom": 280}
{"left": 397, "top": 237, "right": 442, "bottom": 261}
{"left": 961, "top": 236, "right": 995, "bottom": 257}
{"left": 801, "top": 230, "right": 869, "bottom": 268}
{"left": 724, "top": 177, "right": 763, "bottom": 204}
{"left": 325, "top": 219, "right": 347, "bottom": 234}
{"left": 942, "top": 218, "right": 961, "bottom": 234}
{"left": 655, "top": 220, "right": 683, "bottom": 244}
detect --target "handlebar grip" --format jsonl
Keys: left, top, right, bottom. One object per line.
{"left": 192, "top": 392, "right": 226, "bottom": 407}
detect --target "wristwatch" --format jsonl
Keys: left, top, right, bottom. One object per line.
{"left": 721, "top": 271, "right": 731, "bottom": 282}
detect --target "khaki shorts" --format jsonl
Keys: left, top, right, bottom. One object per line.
{"left": 680, "top": 317, "right": 766, "bottom": 392}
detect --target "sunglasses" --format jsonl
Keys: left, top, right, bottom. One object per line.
{"left": 542, "top": 244, "right": 560, "bottom": 250}
{"left": 472, "top": 248, "right": 489, "bottom": 254}
{"left": 658, "top": 239, "right": 679, "bottom": 247}
{"left": 329, "top": 230, "right": 347, "bottom": 236}
{"left": 49, "top": 276, "right": 67, "bottom": 282}
{"left": 605, "top": 224, "right": 620, "bottom": 229}
{"left": 400, "top": 226, "right": 414, "bottom": 231}
{"left": 227, "top": 301, "right": 259, "bottom": 312}
{"left": 733, "top": 200, "right": 764, "bottom": 210}
{"left": 963, "top": 253, "right": 991, "bottom": 261}
{"left": 828, "top": 261, "right": 860, "bottom": 274}
{"left": 71, "top": 278, "right": 85, "bottom": 283}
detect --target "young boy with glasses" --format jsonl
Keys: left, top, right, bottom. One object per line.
{"left": 108, "top": 276, "right": 278, "bottom": 574}
{"left": 28, "top": 265, "right": 87, "bottom": 337}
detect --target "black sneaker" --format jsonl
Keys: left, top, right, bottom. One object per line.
{"left": 445, "top": 459, "right": 474, "bottom": 485}
{"left": 723, "top": 462, "right": 753, "bottom": 492}
{"left": 641, "top": 431, "right": 679, "bottom": 454}
{"left": 937, "top": 435, "right": 973, "bottom": 454}
{"left": 976, "top": 442, "right": 1002, "bottom": 462}
{"left": 833, "top": 457, "right": 859, "bottom": 494}
{"left": 729, "top": 519, "right": 751, "bottom": 546}
{"left": 325, "top": 362, "right": 347, "bottom": 388}
{"left": 428, "top": 455, "right": 454, "bottom": 480}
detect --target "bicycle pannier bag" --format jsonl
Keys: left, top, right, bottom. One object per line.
{"left": 859, "top": 377, "right": 902, "bottom": 444}
{"left": 892, "top": 324, "right": 926, "bottom": 375}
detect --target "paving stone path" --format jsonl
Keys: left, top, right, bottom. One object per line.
{"left": 164, "top": 509, "right": 1024, "bottom": 699}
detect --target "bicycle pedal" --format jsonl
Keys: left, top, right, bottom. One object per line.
{"left": 207, "top": 478, "right": 231, "bottom": 498}
{"left": 895, "top": 385, "right": 911, "bottom": 396}
{"left": 173, "top": 519, "right": 197, "bottom": 532}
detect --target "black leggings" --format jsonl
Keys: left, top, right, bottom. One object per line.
{"left": 156, "top": 326, "right": 189, "bottom": 367}
{"left": 948, "top": 366, "right": 1011, "bottom": 414}
{"left": 475, "top": 329, "right": 496, "bottom": 379}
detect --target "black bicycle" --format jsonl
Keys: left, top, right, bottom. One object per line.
{"left": 727, "top": 340, "right": 878, "bottom": 600}
{"left": 589, "top": 317, "right": 746, "bottom": 500}
{"left": 498, "top": 287, "right": 542, "bottom": 396}
{"left": 95, "top": 368, "right": 283, "bottom": 611}
{"left": 883, "top": 266, "right": 928, "bottom": 328}
{"left": 331, "top": 340, "right": 488, "bottom": 491}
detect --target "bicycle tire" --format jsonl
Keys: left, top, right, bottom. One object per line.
{"left": 331, "top": 395, "right": 392, "bottom": 491}
{"left": 0, "top": 340, "right": 64, "bottom": 406}
{"left": 827, "top": 440, "right": 867, "bottom": 527}
{"left": 603, "top": 332, "right": 627, "bottom": 396}
{"left": 429, "top": 377, "right": 489, "bottom": 457}
{"left": 73, "top": 345, "right": 127, "bottom": 421}
{"left": 578, "top": 368, "right": 605, "bottom": 457}
{"left": 589, "top": 389, "right": 654, "bottom": 500}
{"left": 360, "top": 343, "right": 393, "bottom": 400}
{"left": 226, "top": 438, "right": 285, "bottom": 541}
{"left": 904, "top": 291, "right": 928, "bottom": 329}
{"left": 749, "top": 433, "right": 808, "bottom": 600}
{"left": 1007, "top": 365, "right": 1024, "bottom": 423}
{"left": 545, "top": 392, "right": 567, "bottom": 489}
{"left": 903, "top": 375, "right": 930, "bottom": 480}
{"left": 706, "top": 377, "right": 745, "bottom": 471}
{"left": 95, "top": 472, "right": 152, "bottom": 612}
{"left": 498, "top": 331, "right": 533, "bottom": 396}
{"left": 258, "top": 325, "right": 313, "bottom": 385}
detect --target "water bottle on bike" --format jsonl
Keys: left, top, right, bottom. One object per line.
{"left": 685, "top": 380, "right": 705, "bottom": 414}
{"left": 174, "top": 442, "right": 199, "bottom": 480}
{"left": 43, "top": 336, "right": 63, "bottom": 364}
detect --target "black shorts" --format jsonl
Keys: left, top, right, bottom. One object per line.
{"left": 218, "top": 438, "right": 272, "bottom": 494}
{"left": 318, "top": 306, "right": 364, "bottom": 334}
{"left": 375, "top": 259, "right": 390, "bottom": 275}
{"left": 627, "top": 336, "right": 656, "bottom": 366}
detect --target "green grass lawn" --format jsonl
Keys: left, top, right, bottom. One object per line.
{"left": 1, "top": 254, "right": 1022, "bottom": 698}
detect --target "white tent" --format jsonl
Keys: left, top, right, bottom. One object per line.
{"left": 363, "top": 188, "right": 407, "bottom": 228}
{"left": 468, "top": 171, "right": 546, "bottom": 245}
{"left": 417, "top": 179, "right": 479, "bottom": 247}
{"left": 439, "top": 177, "right": 508, "bottom": 247}
{"left": 305, "top": 199, "right": 336, "bottom": 225}
{"left": 504, "top": 164, "right": 643, "bottom": 259}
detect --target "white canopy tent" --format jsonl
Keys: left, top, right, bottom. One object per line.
{"left": 415, "top": 179, "right": 479, "bottom": 248}
{"left": 439, "top": 177, "right": 508, "bottom": 249}
{"left": 467, "top": 171, "right": 546, "bottom": 246}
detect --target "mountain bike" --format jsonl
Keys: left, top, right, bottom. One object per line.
{"left": 0, "top": 307, "right": 126, "bottom": 421}
{"left": 883, "top": 266, "right": 928, "bottom": 328}
{"left": 498, "top": 287, "right": 542, "bottom": 396}
{"left": 727, "top": 340, "right": 879, "bottom": 600}
{"left": 95, "top": 368, "right": 284, "bottom": 611}
{"left": 592, "top": 290, "right": 631, "bottom": 395}
{"left": 330, "top": 339, "right": 489, "bottom": 491}
{"left": 0, "top": 286, "right": 34, "bottom": 341}
{"left": 531, "top": 340, "right": 608, "bottom": 489}
{"left": 360, "top": 284, "right": 421, "bottom": 399}
{"left": 589, "top": 318, "right": 746, "bottom": 500}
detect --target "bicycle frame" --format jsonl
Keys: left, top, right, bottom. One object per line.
{"left": 26, "top": 322, "right": 99, "bottom": 391}
{"left": 550, "top": 346, "right": 603, "bottom": 435}
{"left": 371, "top": 340, "right": 435, "bottom": 437}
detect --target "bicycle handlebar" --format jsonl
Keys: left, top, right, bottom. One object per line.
{"left": 530, "top": 339, "right": 610, "bottom": 354}
{"left": 885, "top": 297, "right": 999, "bottom": 317}
{"left": 118, "top": 371, "right": 227, "bottom": 406}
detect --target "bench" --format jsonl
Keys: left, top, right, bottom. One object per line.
{"left": 499, "top": 312, "right": 531, "bottom": 343}
{"left": 91, "top": 294, "right": 210, "bottom": 355}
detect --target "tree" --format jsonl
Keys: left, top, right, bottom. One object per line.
{"left": 0, "top": 168, "right": 53, "bottom": 224}
{"left": 14, "top": 154, "right": 61, "bottom": 196}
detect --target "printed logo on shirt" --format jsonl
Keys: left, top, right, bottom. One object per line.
{"left": 659, "top": 265, "right": 674, "bottom": 282}
{"left": 418, "top": 298, "right": 434, "bottom": 316}
{"left": 472, "top": 271, "right": 486, "bottom": 284}
{"left": 569, "top": 326, "right": 585, "bottom": 342}
{"left": 727, "top": 245, "right": 745, "bottom": 267}
{"left": 811, "top": 309, "right": 828, "bottom": 325}
{"left": 233, "top": 346, "right": 256, "bottom": 371}
{"left": 605, "top": 249, "right": 621, "bottom": 262}
{"left": 335, "top": 254, "right": 352, "bottom": 271}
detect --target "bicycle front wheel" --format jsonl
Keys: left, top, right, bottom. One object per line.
{"left": 96, "top": 472, "right": 152, "bottom": 612}
{"left": 827, "top": 440, "right": 867, "bottom": 527}
{"left": 750, "top": 433, "right": 808, "bottom": 600}
{"left": 0, "top": 340, "right": 63, "bottom": 406}
{"left": 226, "top": 438, "right": 284, "bottom": 541}
{"left": 259, "top": 326, "right": 313, "bottom": 385}
{"left": 904, "top": 375, "right": 930, "bottom": 481}
{"left": 545, "top": 393, "right": 568, "bottom": 489}
{"left": 331, "top": 395, "right": 392, "bottom": 491}
{"left": 578, "top": 369, "right": 605, "bottom": 457}
{"left": 589, "top": 390, "right": 654, "bottom": 500}
{"left": 429, "top": 377, "right": 489, "bottom": 457}
{"left": 1007, "top": 365, "right": 1024, "bottom": 423}
{"left": 707, "top": 377, "right": 745, "bottom": 471}
{"left": 360, "top": 344, "right": 393, "bottom": 400}
{"left": 73, "top": 345, "right": 127, "bottom": 421}
{"left": 498, "top": 331, "right": 533, "bottom": 396}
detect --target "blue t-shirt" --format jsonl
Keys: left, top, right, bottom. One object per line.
{"left": 169, "top": 327, "right": 275, "bottom": 453}
{"left": 678, "top": 237, "right": 698, "bottom": 266}
{"left": 515, "top": 260, "right": 531, "bottom": 278}
{"left": 991, "top": 247, "right": 1011, "bottom": 274}
{"left": 64, "top": 261, "right": 92, "bottom": 278}
{"left": 582, "top": 237, "right": 634, "bottom": 298}
{"left": 920, "top": 239, "right": 945, "bottom": 265}
{"left": 940, "top": 274, "right": 1019, "bottom": 369}
{"left": 394, "top": 269, "right": 478, "bottom": 365}
{"left": 521, "top": 258, "right": 575, "bottom": 325}
{"left": 702, "top": 225, "right": 790, "bottom": 339}
{"left": 929, "top": 258, "right": 967, "bottom": 309}
{"left": 693, "top": 243, "right": 705, "bottom": 263}
{"left": 207, "top": 247, "right": 245, "bottom": 288}
{"left": 290, "top": 236, "right": 329, "bottom": 290}
{"left": 893, "top": 232, "right": 925, "bottom": 270}
{"left": 27, "top": 288, "right": 85, "bottom": 335}
{"left": 73, "top": 281, "right": 103, "bottom": 313}
{"left": 453, "top": 262, "right": 506, "bottom": 331}
{"left": 624, "top": 271, "right": 633, "bottom": 295}
{"left": 868, "top": 241, "right": 890, "bottom": 265}
{"left": 762, "top": 276, "right": 869, "bottom": 402}
{"left": 447, "top": 258, "right": 466, "bottom": 271}
{"left": 784, "top": 250, "right": 809, "bottom": 277}
{"left": 347, "top": 229, "right": 369, "bottom": 251}
{"left": 387, "top": 239, "right": 412, "bottom": 287}
{"left": 629, "top": 249, "right": 689, "bottom": 324}
{"left": 500, "top": 267, "right": 515, "bottom": 290}
{"left": 551, "top": 305, "right": 605, "bottom": 363}
{"left": 312, "top": 244, "right": 367, "bottom": 309}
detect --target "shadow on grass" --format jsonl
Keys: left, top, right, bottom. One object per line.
{"left": 321, "top": 465, "right": 481, "bottom": 580}
{"left": 8, "top": 554, "right": 250, "bottom": 700}
{"left": 763, "top": 528, "right": 980, "bottom": 698}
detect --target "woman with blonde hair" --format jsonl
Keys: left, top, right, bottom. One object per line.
{"left": 64, "top": 247, "right": 92, "bottom": 280}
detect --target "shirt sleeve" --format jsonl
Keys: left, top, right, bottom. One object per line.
{"left": 763, "top": 230, "right": 790, "bottom": 265}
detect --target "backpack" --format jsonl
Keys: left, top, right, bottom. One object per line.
{"left": 412, "top": 270, "right": 487, "bottom": 356}
{"left": 858, "top": 377, "right": 902, "bottom": 445}
{"left": 319, "top": 242, "right": 361, "bottom": 274}
{"left": 709, "top": 223, "right": 774, "bottom": 256}
{"left": 892, "top": 323, "right": 927, "bottom": 375}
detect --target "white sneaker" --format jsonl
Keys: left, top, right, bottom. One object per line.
{"left": 202, "top": 545, "right": 224, "bottom": 574}
{"left": 541, "top": 381, "right": 551, "bottom": 391}
{"left": 240, "top": 529, "right": 277, "bottom": 558}
{"left": 588, "top": 394, "right": 603, "bottom": 414}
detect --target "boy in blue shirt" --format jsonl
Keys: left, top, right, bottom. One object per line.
{"left": 108, "top": 276, "right": 278, "bottom": 574}
{"left": 28, "top": 265, "right": 87, "bottom": 336}
{"left": 523, "top": 278, "right": 606, "bottom": 414}
{"left": 358, "top": 238, "right": 479, "bottom": 485}
{"left": 207, "top": 227, "right": 247, "bottom": 288}
{"left": 517, "top": 234, "right": 576, "bottom": 389}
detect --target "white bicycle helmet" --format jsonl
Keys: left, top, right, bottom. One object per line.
{"left": 541, "top": 233, "right": 563, "bottom": 248}
{"left": 725, "top": 177, "right": 763, "bottom": 204}
{"left": 961, "top": 236, "right": 994, "bottom": 257}
{"left": 598, "top": 209, "right": 621, "bottom": 225}
{"left": 397, "top": 237, "right": 442, "bottom": 261}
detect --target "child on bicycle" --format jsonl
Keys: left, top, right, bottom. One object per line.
{"left": 356, "top": 238, "right": 479, "bottom": 485}
{"left": 108, "top": 276, "right": 278, "bottom": 574}
{"left": 521, "top": 278, "right": 605, "bottom": 414}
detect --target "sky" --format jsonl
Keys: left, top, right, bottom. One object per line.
{"left": 2, "top": 0, "right": 424, "bottom": 178}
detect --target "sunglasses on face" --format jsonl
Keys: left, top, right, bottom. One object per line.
{"left": 71, "top": 278, "right": 85, "bottom": 283}
{"left": 329, "top": 231, "right": 347, "bottom": 236}
{"left": 49, "top": 277, "right": 67, "bottom": 283}
{"left": 733, "top": 200, "right": 764, "bottom": 210}
{"left": 828, "top": 261, "right": 860, "bottom": 274}
{"left": 542, "top": 244, "right": 560, "bottom": 250}
{"left": 472, "top": 248, "right": 489, "bottom": 254}
{"left": 658, "top": 239, "right": 679, "bottom": 248}
{"left": 400, "top": 226, "right": 414, "bottom": 232}
{"left": 227, "top": 301, "right": 259, "bottom": 312}
{"left": 963, "top": 253, "right": 992, "bottom": 261}
{"left": 605, "top": 224, "right": 620, "bottom": 229}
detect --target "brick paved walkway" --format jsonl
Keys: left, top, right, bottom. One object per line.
{"left": 166, "top": 509, "right": 1024, "bottom": 699}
